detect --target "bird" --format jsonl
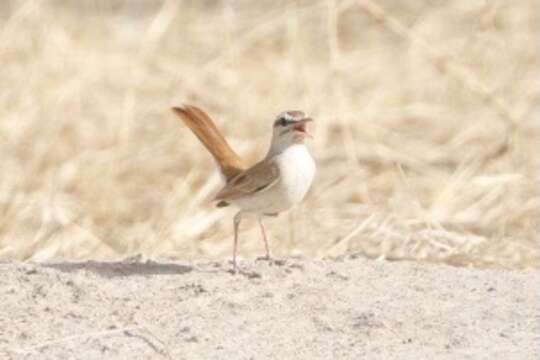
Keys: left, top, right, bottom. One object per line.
{"left": 172, "top": 105, "right": 316, "bottom": 272}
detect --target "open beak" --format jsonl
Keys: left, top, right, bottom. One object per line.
{"left": 293, "top": 117, "right": 313, "bottom": 137}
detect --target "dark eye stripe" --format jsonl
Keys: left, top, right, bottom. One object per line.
{"left": 274, "top": 118, "right": 296, "bottom": 127}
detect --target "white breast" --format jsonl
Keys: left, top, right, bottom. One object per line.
{"left": 273, "top": 144, "right": 316, "bottom": 208}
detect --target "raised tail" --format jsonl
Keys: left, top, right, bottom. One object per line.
{"left": 172, "top": 105, "right": 246, "bottom": 181}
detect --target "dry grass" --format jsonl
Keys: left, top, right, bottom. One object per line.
{"left": 0, "top": 0, "right": 538, "bottom": 268}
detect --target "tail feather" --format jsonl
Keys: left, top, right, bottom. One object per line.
{"left": 172, "top": 105, "right": 246, "bottom": 181}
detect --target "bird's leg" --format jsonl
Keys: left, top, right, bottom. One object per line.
{"left": 232, "top": 212, "right": 242, "bottom": 273}
{"left": 258, "top": 217, "right": 271, "bottom": 260}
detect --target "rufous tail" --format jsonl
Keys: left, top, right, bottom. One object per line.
{"left": 172, "top": 105, "right": 246, "bottom": 181}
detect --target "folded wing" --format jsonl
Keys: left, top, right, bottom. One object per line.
{"left": 214, "top": 159, "right": 280, "bottom": 202}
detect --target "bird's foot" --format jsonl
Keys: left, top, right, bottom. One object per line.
{"left": 256, "top": 255, "right": 286, "bottom": 266}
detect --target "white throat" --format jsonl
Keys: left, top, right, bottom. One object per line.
{"left": 266, "top": 134, "right": 303, "bottom": 158}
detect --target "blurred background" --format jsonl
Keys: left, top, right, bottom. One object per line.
{"left": 0, "top": 0, "right": 538, "bottom": 268}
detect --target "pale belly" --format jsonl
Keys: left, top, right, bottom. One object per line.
{"left": 232, "top": 145, "right": 315, "bottom": 214}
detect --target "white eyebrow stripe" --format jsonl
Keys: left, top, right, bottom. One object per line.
{"left": 283, "top": 112, "right": 294, "bottom": 121}
{"left": 274, "top": 110, "right": 306, "bottom": 126}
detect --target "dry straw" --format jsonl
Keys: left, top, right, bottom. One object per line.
{"left": 0, "top": 0, "right": 538, "bottom": 268}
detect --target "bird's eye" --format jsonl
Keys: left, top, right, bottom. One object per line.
{"left": 274, "top": 116, "right": 292, "bottom": 127}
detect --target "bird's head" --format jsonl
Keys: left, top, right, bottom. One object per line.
{"left": 269, "top": 110, "right": 313, "bottom": 152}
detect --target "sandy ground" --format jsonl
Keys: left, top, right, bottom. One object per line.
{"left": 0, "top": 257, "right": 538, "bottom": 360}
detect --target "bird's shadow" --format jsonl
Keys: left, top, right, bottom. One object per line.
{"left": 44, "top": 259, "right": 193, "bottom": 278}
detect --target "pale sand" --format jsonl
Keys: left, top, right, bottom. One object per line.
{"left": 1, "top": 257, "right": 538, "bottom": 359}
